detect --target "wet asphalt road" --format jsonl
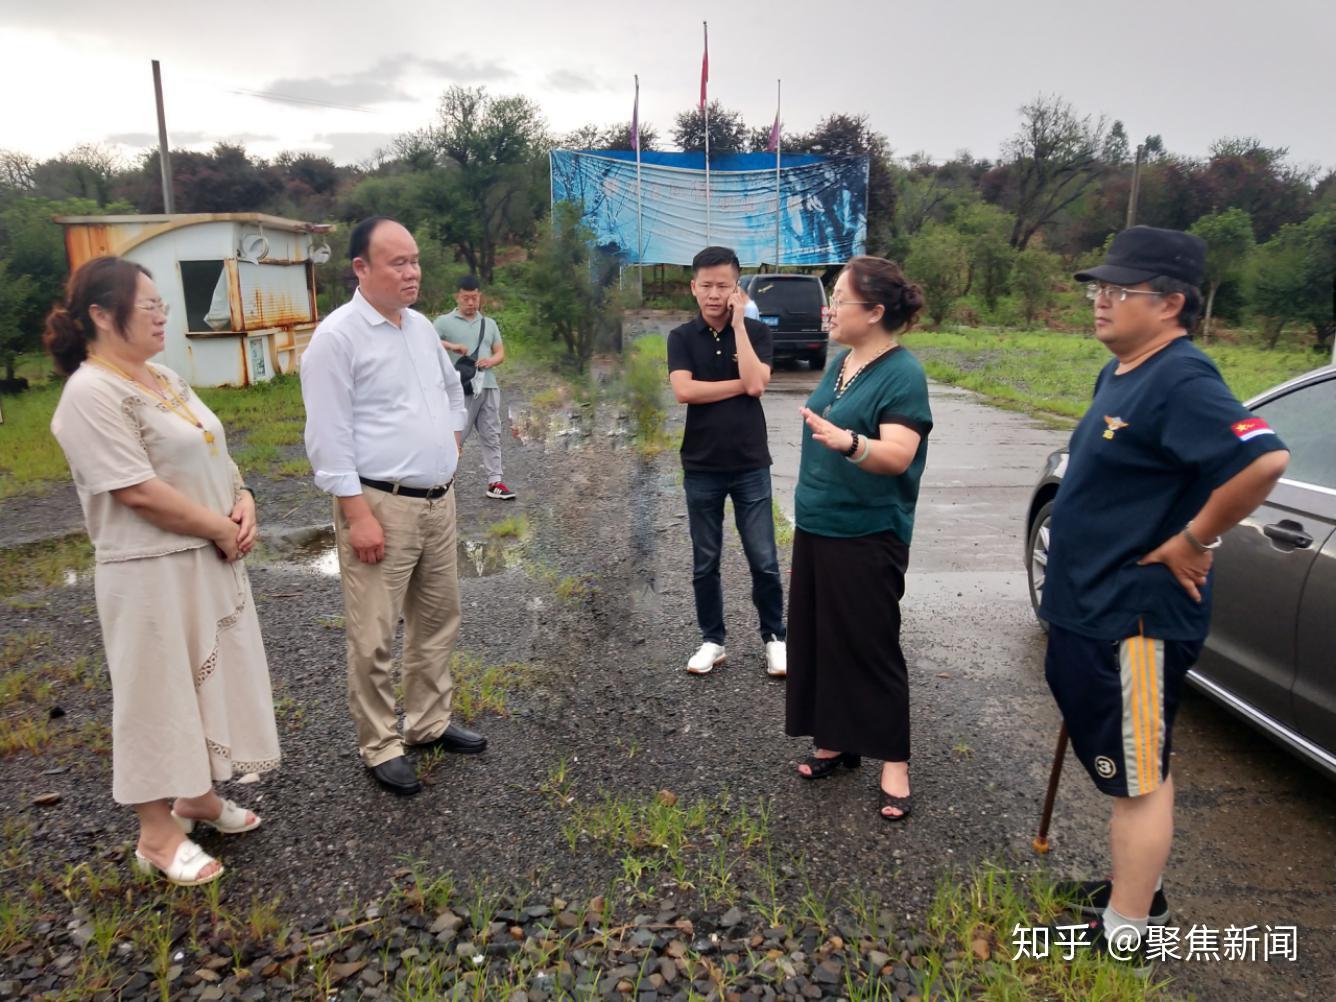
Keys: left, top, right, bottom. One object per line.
{"left": 761, "top": 361, "right": 1336, "bottom": 1000}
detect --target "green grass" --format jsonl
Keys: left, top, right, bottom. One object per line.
{"left": 450, "top": 652, "right": 528, "bottom": 723}
{"left": 771, "top": 501, "right": 794, "bottom": 548}
{"left": 918, "top": 861, "right": 1179, "bottom": 1001}
{"left": 486, "top": 514, "right": 530, "bottom": 540}
{"left": 912, "top": 328, "right": 1321, "bottom": 420}
{"left": 0, "top": 367, "right": 307, "bottom": 499}
{"left": 0, "top": 631, "right": 106, "bottom": 757}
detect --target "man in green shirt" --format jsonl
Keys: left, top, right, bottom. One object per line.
{"left": 434, "top": 275, "right": 515, "bottom": 500}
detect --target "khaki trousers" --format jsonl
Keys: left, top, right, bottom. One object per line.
{"left": 334, "top": 486, "right": 460, "bottom": 767}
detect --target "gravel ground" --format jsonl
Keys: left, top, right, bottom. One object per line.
{"left": 2, "top": 371, "right": 1331, "bottom": 1000}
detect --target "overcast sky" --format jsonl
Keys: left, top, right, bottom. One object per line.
{"left": 4, "top": 0, "right": 1333, "bottom": 173}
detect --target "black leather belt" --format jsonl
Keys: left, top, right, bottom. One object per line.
{"left": 359, "top": 477, "right": 452, "bottom": 499}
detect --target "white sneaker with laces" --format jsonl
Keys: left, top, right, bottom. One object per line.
{"left": 765, "top": 639, "right": 787, "bottom": 678}
{"left": 686, "top": 642, "right": 726, "bottom": 674}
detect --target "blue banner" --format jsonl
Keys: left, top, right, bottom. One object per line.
{"left": 550, "top": 150, "right": 869, "bottom": 266}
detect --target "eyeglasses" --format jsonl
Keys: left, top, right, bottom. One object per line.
{"left": 135, "top": 300, "right": 170, "bottom": 316}
{"left": 829, "top": 295, "right": 873, "bottom": 310}
{"left": 1086, "top": 282, "right": 1162, "bottom": 304}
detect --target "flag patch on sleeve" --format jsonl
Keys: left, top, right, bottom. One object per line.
{"left": 1232, "top": 417, "right": 1275, "bottom": 442}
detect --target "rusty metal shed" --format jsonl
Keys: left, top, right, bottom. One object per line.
{"left": 56, "top": 212, "right": 334, "bottom": 387}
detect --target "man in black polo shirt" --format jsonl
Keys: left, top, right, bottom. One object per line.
{"left": 667, "top": 246, "right": 786, "bottom": 678}
{"left": 1040, "top": 226, "right": 1289, "bottom": 963}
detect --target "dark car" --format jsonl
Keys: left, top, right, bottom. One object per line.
{"left": 741, "top": 273, "right": 829, "bottom": 369}
{"left": 1024, "top": 365, "right": 1336, "bottom": 780}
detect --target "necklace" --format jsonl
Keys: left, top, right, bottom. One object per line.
{"left": 86, "top": 355, "right": 218, "bottom": 455}
{"left": 823, "top": 342, "right": 898, "bottom": 418}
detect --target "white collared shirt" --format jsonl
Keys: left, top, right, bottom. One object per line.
{"left": 301, "top": 289, "right": 468, "bottom": 496}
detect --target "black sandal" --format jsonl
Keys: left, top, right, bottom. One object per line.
{"left": 879, "top": 789, "right": 912, "bottom": 822}
{"left": 798, "top": 751, "right": 861, "bottom": 780}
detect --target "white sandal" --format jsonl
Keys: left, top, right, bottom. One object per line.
{"left": 134, "top": 839, "right": 223, "bottom": 887}
{"left": 171, "top": 798, "right": 261, "bottom": 835}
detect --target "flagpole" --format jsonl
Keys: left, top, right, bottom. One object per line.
{"left": 774, "top": 78, "right": 782, "bottom": 268}
{"left": 702, "top": 21, "right": 711, "bottom": 244}
{"left": 634, "top": 74, "right": 644, "bottom": 300}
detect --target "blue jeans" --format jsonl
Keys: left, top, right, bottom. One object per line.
{"left": 683, "top": 467, "right": 786, "bottom": 645}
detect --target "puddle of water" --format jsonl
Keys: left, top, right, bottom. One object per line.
{"left": 509, "top": 403, "right": 631, "bottom": 448}
{"left": 254, "top": 525, "right": 521, "bottom": 579}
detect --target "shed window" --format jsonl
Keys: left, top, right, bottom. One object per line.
{"left": 181, "top": 260, "right": 232, "bottom": 332}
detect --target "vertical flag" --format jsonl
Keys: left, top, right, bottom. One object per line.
{"left": 699, "top": 23, "right": 709, "bottom": 111}
{"left": 631, "top": 74, "right": 640, "bottom": 153}
{"left": 702, "top": 21, "right": 711, "bottom": 241}
{"left": 771, "top": 79, "right": 781, "bottom": 266}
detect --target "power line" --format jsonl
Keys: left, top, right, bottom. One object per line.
{"left": 230, "top": 88, "right": 376, "bottom": 114}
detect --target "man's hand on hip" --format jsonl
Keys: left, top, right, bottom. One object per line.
{"left": 1139, "top": 532, "right": 1213, "bottom": 603}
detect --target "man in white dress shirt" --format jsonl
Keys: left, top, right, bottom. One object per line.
{"left": 301, "top": 216, "right": 486, "bottom": 796}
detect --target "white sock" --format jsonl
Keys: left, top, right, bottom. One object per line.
{"left": 1103, "top": 904, "right": 1148, "bottom": 952}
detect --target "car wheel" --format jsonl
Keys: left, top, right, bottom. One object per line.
{"left": 808, "top": 348, "right": 827, "bottom": 371}
{"left": 1026, "top": 500, "right": 1053, "bottom": 631}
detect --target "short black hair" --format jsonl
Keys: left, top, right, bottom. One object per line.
{"left": 1147, "top": 275, "right": 1203, "bottom": 333}
{"left": 457, "top": 275, "right": 480, "bottom": 291}
{"left": 692, "top": 246, "right": 741, "bottom": 273}
{"left": 348, "top": 215, "right": 393, "bottom": 263}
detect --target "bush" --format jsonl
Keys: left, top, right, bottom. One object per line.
{"left": 905, "top": 224, "right": 969, "bottom": 328}
{"left": 1010, "top": 248, "right": 1063, "bottom": 325}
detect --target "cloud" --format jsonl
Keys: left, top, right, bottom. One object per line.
{"left": 105, "top": 131, "right": 276, "bottom": 150}
{"left": 246, "top": 53, "right": 515, "bottom": 112}
{"left": 306, "top": 132, "right": 402, "bottom": 166}
{"left": 544, "top": 68, "right": 606, "bottom": 93}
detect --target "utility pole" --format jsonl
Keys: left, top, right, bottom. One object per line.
{"left": 152, "top": 60, "right": 174, "bottom": 213}
{"left": 1125, "top": 143, "right": 1144, "bottom": 228}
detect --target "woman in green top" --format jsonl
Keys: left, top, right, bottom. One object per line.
{"left": 786, "top": 256, "right": 932, "bottom": 822}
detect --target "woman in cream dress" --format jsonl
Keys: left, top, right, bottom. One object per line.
{"left": 45, "top": 256, "right": 280, "bottom": 886}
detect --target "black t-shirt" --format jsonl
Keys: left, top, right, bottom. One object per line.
{"left": 1040, "top": 338, "right": 1287, "bottom": 641}
{"left": 666, "top": 314, "right": 774, "bottom": 472}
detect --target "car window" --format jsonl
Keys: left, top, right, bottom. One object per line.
{"left": 1251, "top": 377, "right": 1336, "bottom": 489}
{"left": 749, "top": 277, "right": 824, "bottom": 314}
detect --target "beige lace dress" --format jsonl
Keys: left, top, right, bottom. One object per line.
{"left": 51, "top": 362, "right": 281, "bottom": 804}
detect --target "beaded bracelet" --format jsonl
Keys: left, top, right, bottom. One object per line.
{"left": 848, "top": 438, "right": 872, "bottom": 465}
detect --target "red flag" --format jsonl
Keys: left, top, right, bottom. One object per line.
{"left": 699, "top": 23, "right": 708, "bottom": 112}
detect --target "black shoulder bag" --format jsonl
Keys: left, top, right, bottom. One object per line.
{"left": 454, "top": 315, "right": 486, "bottom": 396}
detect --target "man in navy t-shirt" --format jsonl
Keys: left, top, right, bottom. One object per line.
{"left": 1040, "top": 227, "right": 1289, "bottom": 962}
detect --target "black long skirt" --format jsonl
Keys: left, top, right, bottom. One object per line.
{"left": 784, "top": 526, "right": 911, "bottom": 762}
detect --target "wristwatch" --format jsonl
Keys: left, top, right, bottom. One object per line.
{"left": 1182, "top": 524, "right": 1221, "bottom": 552}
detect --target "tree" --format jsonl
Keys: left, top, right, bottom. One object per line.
{"left": 1010, "top": 247, "right": 1062, "bottom": 325}
{"left": 561, "top": 121, "right": 658, "bottom": 152}
{"left": 671, "top": 101, "right": 747, "bottom": 154}
{"left": 530, "top": 201, "right": 622, "bottom": 369}
{"left": 1247, "top": 225, "right": 1310, "bottom": 348}
{"left": 904, "top": 224, "right": 969, "bottom": 327}
{"left": 0, "top": 196, "right": 123, "bottom": 381}
{"left": 0, "top": 150, "right": 37, "bottom": 192}
{"left": 0, "top": 260, "right": 37, "bottom": 384}
{"left": 999, "top": 95, "right": 1107, "bottom": 249}
{"left": 412, "top": 86, "right": 550, "bottom": 283}
{"left": 955, "top": 203, "right": 1015, "bottom": 308}
{"left": 1189, "top": 208, "right": 1255, "bottom": 339}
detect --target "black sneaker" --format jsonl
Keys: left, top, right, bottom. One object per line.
{"left": 1054, "top": 878, "right": 1169, "bottom": 925}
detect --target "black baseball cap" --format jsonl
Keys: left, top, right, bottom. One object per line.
{"left": 1074, "top": 226, "right": 1206, "bottom": 287}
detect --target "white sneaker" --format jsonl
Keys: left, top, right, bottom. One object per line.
{"left": 765, "top": 639, "right": 787, "bottom": 678}
{"left": 686, "top": 642, "right": 726, "bottom": 674}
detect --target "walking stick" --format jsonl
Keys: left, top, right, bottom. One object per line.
{"left": 1033, "top": 722, "right": 1068, "bottom": 854}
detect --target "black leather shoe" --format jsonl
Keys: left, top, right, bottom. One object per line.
{"left": 368, "top": 755, "right": 421, "bottom": 795}
{"left": 413, "top": 722, "right": 488, "bottom": 755}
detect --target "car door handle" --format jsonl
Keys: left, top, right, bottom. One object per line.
{"left": 1263, "top": 521, "right": 1313, "bottom": 548}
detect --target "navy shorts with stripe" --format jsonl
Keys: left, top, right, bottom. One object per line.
{"left": 1045, "top": 623, "right": 1202, "bottom": 797}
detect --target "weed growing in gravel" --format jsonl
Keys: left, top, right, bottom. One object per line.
{"left": 0, "top": 534, "right": 93, "bottom": 598}
{"left": 771, "top": 500, "right": 795, "bottom": 548}
{"left": 486, "top": 513, "right": 530, "bottom": 539}
{"left": 451, "top": 652, "right": 527, "bottom": 723}
{"left": 0, "top": 631, "right": 107, "bottom": 756}
{"left": 541, "top": 756, "right": 575, "bottom": 808}
{"left": 920, "top": 859, "right": 1175, "bottom": 1000}
{"left": 316, "top": 613, "right": 344, "bottom": 630}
